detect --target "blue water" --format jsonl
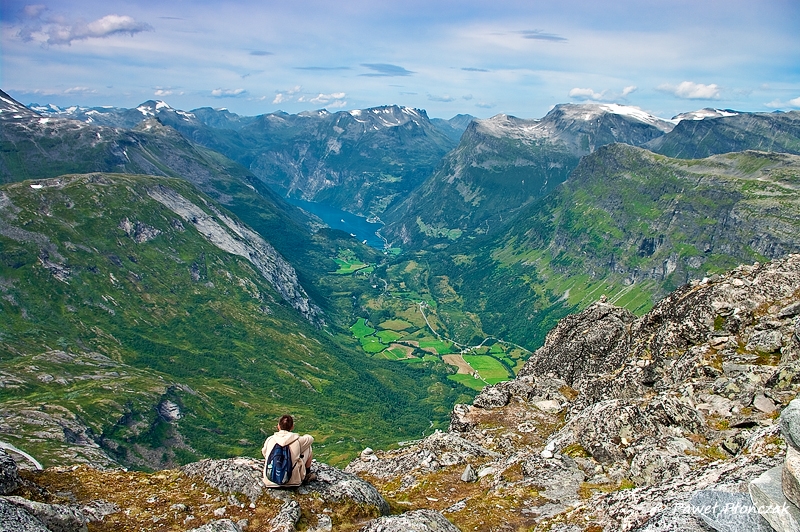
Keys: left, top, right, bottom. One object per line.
{"left": 286, "top": 198, "right": 385, "bottom": 249}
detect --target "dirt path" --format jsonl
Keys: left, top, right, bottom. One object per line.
{"left": 442, "top": 354, "right": 473, "bottom": 375}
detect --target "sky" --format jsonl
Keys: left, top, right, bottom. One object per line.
{"left": 2, "top": 0, "right": 799, "bottom": 120}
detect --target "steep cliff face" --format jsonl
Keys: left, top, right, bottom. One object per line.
{"left": 349, "top": 254, "right": 800, "bottom": 531}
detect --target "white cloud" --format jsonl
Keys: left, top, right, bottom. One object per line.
{"left": 428, "top": 94, "right": 456, "bottom": 102}
{"left": 63, "top": 86, "right": 96, "bottom": 94}
{"left": 23, "top": 5, "right": 47, "bottom": 18}
{"left": 20, "top": 12, "right": 154, "bottom": 46}
{"left": 211, "top": 88, "right": 246, "bottom": 97}
{"left": 273, "top": 93, "right": 287, "bottom": 104}
{"left": 765, "top": 96, "right": 800, "bottom": 109}
{"left": 569, "top": 86, "right": 637, "bottom": 102}
{"left": 657, "top": 81, "right": 721, "bottom": 100}
{"left": 309, "top": 92, "right": 346, "bottom": 105}
{"left": 569, "top": 87, "right": 605, "bottom": 101}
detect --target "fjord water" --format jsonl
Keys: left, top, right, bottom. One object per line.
{"left": 286, "top": 197, "right": 385, "bottom": 249}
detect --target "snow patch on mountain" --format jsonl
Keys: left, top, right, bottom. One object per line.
{"left": 672, "top": 108, "right": 740, "bottom": 121}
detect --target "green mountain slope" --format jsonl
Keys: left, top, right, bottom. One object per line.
{"left": 430, "top": 145, "right": 800, "bottom": 347}
{"left": 0, "top": 174, "right": 468, "bottom": 469}
{"left": 381, "top": 104, "right": 673, "bottom": 249}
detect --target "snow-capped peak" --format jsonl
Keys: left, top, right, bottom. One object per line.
{"left": 671, "top": 108, "right": 739, "bottom": 122}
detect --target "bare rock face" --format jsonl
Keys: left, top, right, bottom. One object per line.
{"left": 148, "top": 185, "right": 323, "bottom": 324}
{"left": 780, "top": 397, "right": 800, "bottom": 451}
{"left": 517, "top": 302, "right": 636, "bottom": 387}
{"left": 0, "top": 450, "right": 20, "bottom": 495}
{"left": 0, "top": 498, "right": 50, "bottom": 532}
{"left": 0, "top": 496, "right": 88, "bottom": 532}
{"left": 358, "top": 509, "right": 460, "bottom": 532}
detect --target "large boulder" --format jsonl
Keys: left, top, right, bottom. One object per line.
{"left": 298, "top": 463, "right": 389, "bottom": 515}
{"left": 518, "top": 302, "right": 636, "bottom": 385}
{"left": 780, "top": 397, "right": 800, "bottom": 451}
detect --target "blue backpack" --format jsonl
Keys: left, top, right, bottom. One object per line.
{"left": 265, "top": 442, "right": 294, "bottom": 485}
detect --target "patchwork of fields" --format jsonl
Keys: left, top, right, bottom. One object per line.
{"left": 349, "top": 316, "right": 527, "bottom": 391}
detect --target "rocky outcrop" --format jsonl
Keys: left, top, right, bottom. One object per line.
{"left": 0, "top": 496, "right": 88, "bottom": 532}
{"left": 349, "top": 255, "right": 800, "bottom": 531}
{"left": 358, "top": 509, "right": 461, "bottom": 531}
{"left": 187, "top": 519, "right": 243, "bottom": 532}
{"left": 182, "top": 457, "right": 390, "bottom": 516}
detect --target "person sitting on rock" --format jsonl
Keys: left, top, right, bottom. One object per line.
{"left": 261, "top": 414, "right": 315, "bottom": 487}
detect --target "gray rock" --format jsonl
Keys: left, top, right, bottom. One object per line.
{"left": 0, "top": 450, "right": 20, "bottom": 495}
{"left": 780, "top": 398, "right": 800, "bottom": 451}
{"left": 547, "top": 399, "right": 659, "bottom": 464}
{"left": 448, "top": 404, "right": 473, "bottom": 433}
{"left": 752, "top": 394, "right": 778, "bottom": 414}
{"left": 345, "top": 431, "right": 498, "bottom": 482}
{"left": 631, "top": 506, "right": 709, "bottom": 532}
{"left": 746, "top": 330, "right": 783, "bottom": 353}
{"left": 472, "top": 386, "right": 511, "bottom": 408}
{"left": 182, "top": 458, "right": 265, "bottom": 503}
{"left": 521, "top": 455, "right": 585, "bottom": 504}
{"left": 460, "top": 464, "right": 476, "bottom": 483}
{"left": 748, "top": 466, "right": 800, "bottom": 532}
{"left": 534, "top": 399, "right": 562, "bottom": 414}
{"left": 630, "top": 444, "right": 692, "bottom": 486}
{"left": 1, "top": 496, "right": 87, "bottom": 532}
{"left": 297, "top": 462, "right": 390, "bottom": 515}
{"left": 783, "top": 445, "right": 800, "bottom": 509}
{"left": 186, "top": 519, "right": 243, "bottom": 532}
{"left": 517, "top": 302, "right": 636, "bottom": 386}
{"left": 268, "top": 500, "right": 300, "bottom": 532}
{"left": 688, "top": 490, "right": 774, "bottom": 532}
{"left": 777, "top": 301, "right": 800, "bottom": 319}
{"left": 0, "top": 498, "right": 49, "bottom": 532}
{"left": 357, "top": 509, "right": 460, "bottom": 532}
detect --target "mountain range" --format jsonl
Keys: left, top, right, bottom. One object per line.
{"left": 3, "top": 87, "right": 800, "bottom": 479}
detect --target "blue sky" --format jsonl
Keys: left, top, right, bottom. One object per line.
{"left": 2, "top": 0, "right": 799, "bottom": 119}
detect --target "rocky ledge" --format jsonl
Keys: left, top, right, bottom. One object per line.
{"left": 349, "top": 254, "right": 800, "bottom": 531}
{"left": 0, "top": 453, "right": 401, "bottom": 531}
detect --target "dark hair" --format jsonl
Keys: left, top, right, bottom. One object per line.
{"left": 278, "top": 415, "right": 294, "bottom": 431}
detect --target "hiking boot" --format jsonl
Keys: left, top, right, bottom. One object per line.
{"left": 304, "top": 471, "right": 317, "bottom": 483}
